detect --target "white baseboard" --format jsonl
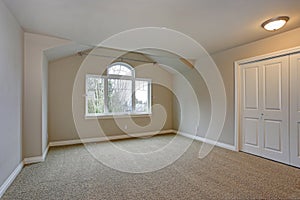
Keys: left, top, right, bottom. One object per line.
{"left": 0, "top": 162, "right": 23, "bottom": 199}
{"left": 23, "top": 156, "right": 44, "bottom": 165}
{"left": 49, "top": 129, "right": 174, "bottom": 147}
{"left": 23, "top": 144, "right": 49, "bottom": 165}
{"left": 176, "top": 131, "right": 236, "bottom": 151}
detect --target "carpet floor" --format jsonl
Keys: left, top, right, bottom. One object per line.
{"left": 2, "top": 134, "right": 300, "bottom": 200}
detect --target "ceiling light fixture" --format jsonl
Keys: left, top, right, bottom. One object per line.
{"left": 261, "top": 16, "right": 289, "bottom": 31}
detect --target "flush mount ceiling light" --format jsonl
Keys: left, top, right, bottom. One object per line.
{"left": 261, "top": 16, "right": 289, "bottom": 31}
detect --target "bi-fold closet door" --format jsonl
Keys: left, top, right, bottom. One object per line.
{"left": 240, "top": 56, "right": 289, "bottom": 164}
{"left": 240, "top": 52, "right": 300, "bottom": 167}
{"left": 290, "top": 53, "right": 300, "bottom": 167}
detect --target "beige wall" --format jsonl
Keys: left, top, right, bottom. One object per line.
{"left": 48, "top": 51, "right": 174, "bottom": 142}
{"left": 48, "top": 27, "right": 300, "bottom": 146}
{"left": 46, "top": 26, "right": 300, "bottom": 148}
{"left": 172, "top": 68, "right": 211, "bottom": 136}
{"left": 0, "top": 0, "right": 23, "bottom": 190}
{"left": 23, "top": 33, "right": 71, "bottom": 158}
{"left": 212, "top": 27, "right": 300, "bottom": 145}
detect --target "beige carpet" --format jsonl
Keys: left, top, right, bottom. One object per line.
{"left": 2, "top": 134, "right": 300, "bottom": 199}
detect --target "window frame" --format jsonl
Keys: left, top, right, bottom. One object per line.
{"left": 85, "top": 63, "right": 152, "bottom": 118}
{"left": 107, "top": 62, "right": 135, "bottom": 77}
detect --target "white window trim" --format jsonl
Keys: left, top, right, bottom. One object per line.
{"left": 85, "top": 113, "right": 152, "bottom": 120}
{"left": 85, "top": 73, "right": 152, "bottom": 118}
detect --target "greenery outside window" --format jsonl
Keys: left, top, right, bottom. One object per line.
{"left": 85, "top": 62, "right": 151, "bottom": 117}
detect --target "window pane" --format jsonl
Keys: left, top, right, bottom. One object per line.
{"left": 108, "top": 79, "right": 132, "bottom": 113}
{"left": 135, "top": 80, "right": 149, "bottom": 113}
{"left": 107, "top": 64, "right": 132, "bottom": 76}
{"left": 86, "top": 76, "right": 104, "bottom": 114}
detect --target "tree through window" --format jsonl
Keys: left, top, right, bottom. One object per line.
{"left": 86, "top": 62, "right": 151, "bottom": 116}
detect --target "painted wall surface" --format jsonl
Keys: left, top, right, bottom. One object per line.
{"left": 172, "top": 27, "right": 300, "bottom": 146}
{"left": 42, "top": 54, "right": 48, "bottom": 152}
{"left": 22, "top": 26, "right": 300, "bottom": 160}
{"left": 212, "top": 27, "right": 300, "bottom": 145}
{"left": 173, "top": 68, "right": 211, "bottom": 136}
{"left": 0, "top": 0, "right": 23, "bottom": 188}
{"left": 48, "top": 51, "right": 174, "bottom": 142}
{"left": 23, "top": 33, "right": 70, "bottom": 158}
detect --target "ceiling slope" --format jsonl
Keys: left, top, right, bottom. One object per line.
{"left": 4, "top": 0, "right": 300, "bottom": 54}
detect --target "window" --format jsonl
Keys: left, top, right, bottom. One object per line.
{"left": 86, "top": 62, "right": 151, "bottom": 117}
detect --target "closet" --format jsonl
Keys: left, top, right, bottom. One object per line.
{"left": 236, "top": 50, "right": 300, "bottom": 168}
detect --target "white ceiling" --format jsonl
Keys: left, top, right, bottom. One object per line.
{"left": 3, "top": 0, "right": 300, "bottom": 54}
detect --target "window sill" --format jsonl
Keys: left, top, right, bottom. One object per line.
{"left": 85, "top": 113, "right": 152, "bottom": 120}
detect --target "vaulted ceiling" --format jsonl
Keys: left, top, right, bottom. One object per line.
{"left": 3, "top": 0, "right": 300, "bottom": 54}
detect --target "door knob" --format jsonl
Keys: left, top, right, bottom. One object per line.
{"left": 260, "top": 113, "right": 264, "bottom": 119}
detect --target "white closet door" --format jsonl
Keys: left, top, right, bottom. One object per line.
{"left": 260, "top": 57, "right": 289, "bottom": 163}
{"left": 290, "top": 53, "right": 300, "bottom": 167}
{"left": 240, "top": 63, "right": 261, "bottom": 155}
{"left": 240, "top": 56, "right": 289, "bottom": 164}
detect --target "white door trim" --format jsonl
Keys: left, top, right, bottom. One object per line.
{"left": 235, "top": 46, "right": 300, "bottom": 152}
{"left": 236, "top": 46, "right": 300, "bottom": 65}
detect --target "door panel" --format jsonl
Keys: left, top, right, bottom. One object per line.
{"left": 244, "top": 67, "right": 259, "bottom": 109}
{"left": 263, "top": 120, "right": 281, "bottom": 152}
{"left": 260, "top": 57, "right": 289, "bottom": 163}
{"left": 290, "top": 53, "right": 300, "bottom": 167}
{"left": 240, "top": 64, "right": 261, "bottom": 155}
{"left": 264, "top": 63, "right": 281, "bottom": 110}
{"left": 244, "top": 118, "right": 259, "bottom": 147}
{"left": 240, "top": 56, "right": 289, "bottom": 164}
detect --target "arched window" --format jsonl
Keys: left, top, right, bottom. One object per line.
{"left": 85, "top": 62, "right": 151, "bottom": 116}
{"left": 107, "top": 62, "right": 134, "bottom": 77}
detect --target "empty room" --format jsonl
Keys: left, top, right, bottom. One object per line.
{"left": 1, "top": 0, "right": 300, "bottom": 199}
